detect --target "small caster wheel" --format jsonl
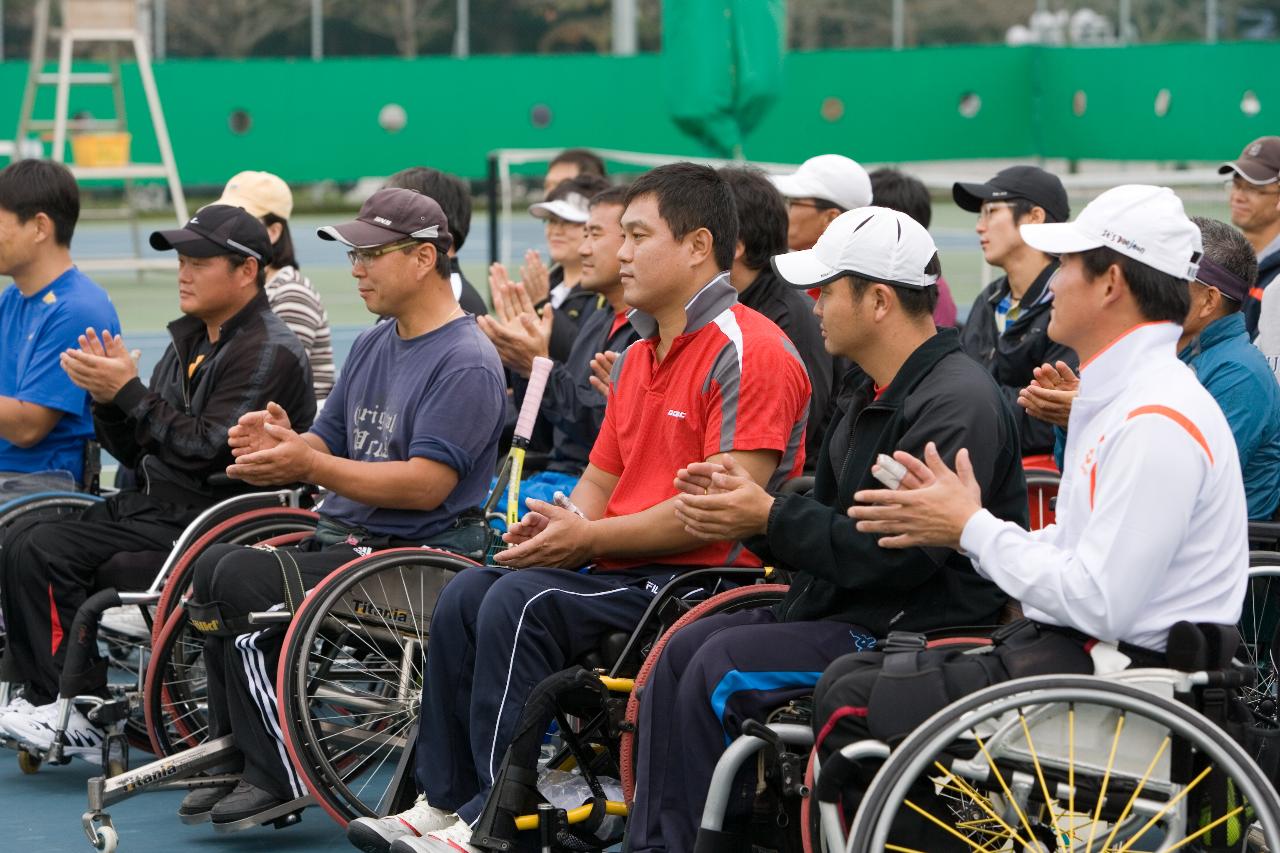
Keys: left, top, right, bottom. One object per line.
{"left": 93, "top": 825, "right": 118, "bottom": 852}
{"left": 18, "top": 749, "right": 42, "bottom": 774}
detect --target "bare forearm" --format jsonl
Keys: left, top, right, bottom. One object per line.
{"left": 584, "top": 497, "right": 706, "bottom": 559}
{"left": 0, "top": 396, "right": 60, "bottom": 448}
{"left": 307, "top": 453, "right": 456, "bottom": 511}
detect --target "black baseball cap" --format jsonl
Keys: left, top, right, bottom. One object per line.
{"left": 953, "top": 165, "right": 1070, "bottom": 224}
{"left": 150, "top": 204, "right": 272, "bottom": 261}
{"left": 317, "top": 187, "right": 453, "bottom": 252}
{"left": 1219, "top": 136, "right": 1280, "bottom": 185}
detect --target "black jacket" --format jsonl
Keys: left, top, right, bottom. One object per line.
{"left": 1246, "top": 249, "right": 1280, "bottom": 339}
{"left": 543, "top": 268, "right": 599, "bottom": 364}
{"left": 451, "top": 258, "right": 489, "bottom": 317}
{"left": 542, "top": 295, "right": 641, "bottom": 475}
{"left": 958, "top": 261, "right": 1076, "bottom": 456}
{"left": 746, "top": 329, "right": 1026, "bottom": 636}
{"left": 738, "top": 268, "right": 833, "bottom": 467}
{"left": 94, "top": 291, "right": 316, "bottom": 506}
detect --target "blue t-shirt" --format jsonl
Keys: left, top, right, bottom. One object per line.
{"left": 0, "top": 266, "right": 120, "bottom": 480}
{"left": 310, "top": 315, "right": 506, "bottom": 541}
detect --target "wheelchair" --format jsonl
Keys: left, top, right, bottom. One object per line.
{"left": 0, "top": 483, "right": 319, "bottom": 775}
{"left": 808, "top": 667, "right": 1280, "bottom": 852}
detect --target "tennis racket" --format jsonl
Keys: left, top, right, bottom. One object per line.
{"left": 483, "top": 355, "right": 554, "bottom": 528}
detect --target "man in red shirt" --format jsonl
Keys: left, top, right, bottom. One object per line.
{"left": 347, "top": 163, "right": 811, "bottom": 853}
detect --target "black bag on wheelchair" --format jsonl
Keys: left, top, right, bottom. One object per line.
{"left": 812, "top": 620, "right": 1092, "bottom": 760}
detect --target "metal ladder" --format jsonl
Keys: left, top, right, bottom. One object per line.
{"left": 13, "top": 0, "right": 187, "bottom": 273}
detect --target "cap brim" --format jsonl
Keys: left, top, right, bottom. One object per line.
{"left": 149, "top": 228, "right": 226, "bottom": 257}
{"left": 952, "top": 181, "right": 1001, "bottom": 212}
{"left": 317, "top": 220, "right": 404, "bottom": 248}
{"left": 1019, "top": 221, "right": 1104, "bottom": 256}
{"left": 1219, "top": 161, "right": 1279, "bottom": 185}
{"left": 529, "top": 200, "right": 588, "bottom": 223}
{"left": 770, "top": 250, "right": 848, "bottom": 289}
{"left": 772, "top": 173, "right": 825, "bottom": 201}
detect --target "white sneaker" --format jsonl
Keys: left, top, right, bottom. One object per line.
{"left": 0, "top": 700, "right": 104, "bottom": 762}
{"left": 347, "top": 795, "right": 458, "bottom": 853}
{"left": 0, "top": 695, "right": 37, "bottom": 721}
{"left": 100, "top": 606, "right": 151, "bottom": 641}
{"left": 390, "top": 818, "right": 478, "bottom": 853}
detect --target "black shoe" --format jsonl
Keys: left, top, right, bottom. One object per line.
{"left": 177, "top": 783, "right": 234, "bottom": 819}
{"left": 209, "top": 780, "right": 288, "bottom": 825}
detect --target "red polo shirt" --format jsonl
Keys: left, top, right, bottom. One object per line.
{"left": 590, "top": 275, "right": 811, "bottom": 570}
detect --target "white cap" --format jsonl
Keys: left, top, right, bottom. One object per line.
{"left": 529, "top": 192, "right": 590, "bottom": 224}
{"left": 771, "top": 207, "right": 938, "bottom": 289}
{"left": 1020, "top": 184, "right": 1203, "bottom": 282}
{"left": 772, "top": 154, "right": 872, "bottom": 212}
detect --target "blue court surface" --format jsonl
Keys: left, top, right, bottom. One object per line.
{"left": 0, "top": 752, "right": 352, "bottom": 852}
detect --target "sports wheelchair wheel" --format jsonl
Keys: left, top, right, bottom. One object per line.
{"left": 1241, "top": 555, "right": 1280, "bottom": 723}
{"left": 618, "top": 583, "right": 790, "bottom": 803}
{"left": 277, "top": 547, "right": 478, "bottom": 825}
{"left": 150, "top": 507, "right": 319, "bottom": 646}
{"left": 845, "top": 673, "right": 1280, "bottom": 853}
{"left": 143, "top": 605, "right": 209, "bottom": 756}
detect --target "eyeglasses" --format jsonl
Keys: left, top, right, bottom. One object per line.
{"left": 346, "top": 238, "right": 420, "bottom": 269}
{"left": 977, "top": 201, "right": 1017, "bottom": 221}
{"left": 1228, "top": 176, "right": 1280, "bottom": 199}
{"left": 787, "top": 198, "right": 841, "bottom": 213}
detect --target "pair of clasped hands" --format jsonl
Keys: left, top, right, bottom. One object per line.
{"left": 60, "top": 328, "right": 140, "bottom": 404}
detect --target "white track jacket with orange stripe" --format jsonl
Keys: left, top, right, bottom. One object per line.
{"left": 959, "top": 321, "right": 1248, "bottom": 651}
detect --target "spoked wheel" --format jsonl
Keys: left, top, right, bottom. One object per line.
{"left": 144, "top": 606, "right": 209, "bottom": 756}
{"left": 1241, "top": 558, "right": 1280, "bottom": 722}
{"left": 278, "top": 548, "right": 477, "bottom": 826}
{"left": 845, "top": 674, "right": 1280, "bottom": 853}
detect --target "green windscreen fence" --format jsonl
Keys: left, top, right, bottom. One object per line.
{"left": 0, "top": 41, "right": 1274, "bottom": 183}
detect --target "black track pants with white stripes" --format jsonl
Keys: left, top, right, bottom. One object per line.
{"left": 192, "top": 539, "right": 369, "bottom": 801}
{"left": 415, "top": 565, "right": 693, "bottom": 825}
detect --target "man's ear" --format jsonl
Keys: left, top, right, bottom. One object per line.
{"left": 822, "top": 208, "right": 843, "bottom": 228}
{"left": 32, "top": 211, "right": 56, "bottom": 245}
{"left": 733, "top": 240, "right": 746, "bottom": 264}
{"left": 1023, "top": 206, "right": 1048, "bottom": 226}
{"left": 686, "top": 226, "right": 715, "bottom": 267}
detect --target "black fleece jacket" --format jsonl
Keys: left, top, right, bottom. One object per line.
{"left": 94, "top": 290, "right": 316, "bottom": 506}
{"left": 958, "top": 261, "right": 1077, "bottom": 456}
{"left": 745, "top": 329, "right": 1027, "bottom": 636}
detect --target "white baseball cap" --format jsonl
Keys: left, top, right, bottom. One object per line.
{"left": 771, "top": 207, "right": 938, "bottom": 289}
{"left": 772, "top": 154, "right": 872, "bottom": 212}
{"left": 529, "top": 192, "right": 590, "bottom": 224}
{"left": 216, "top": 170, "right": 293, "bottom": 220}
{"left": 1020, "top": 184, "right": 1202, "bottom": 282}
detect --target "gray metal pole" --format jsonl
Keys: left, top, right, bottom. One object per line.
{"left": 892, "top": 0, "right": 905, "bottom": 49}
{"left": 1118, "top": 0, "right": 1131, "bottom": 44}
{"left": 453, "top": 0, "right": 469, "bottom": 58}
{"left": 1206, "top": 0, "right": 1219, "bottom": 43}
{"left": 311, "top": 0, "right": 323, "bottom": 60}
{"left": 0, "top": 0, "right": 5, "bottom": 63}
{"left": 612, "top": 0, "right": 637, "bottom": 56}
{"left": 154, "top": 0, "right": 166, "bottom": 60}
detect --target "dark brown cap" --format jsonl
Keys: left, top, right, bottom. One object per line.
{"left": 317, "top": 187, "right": 453, "bottom": 252}
{"left": 1218, "top": 136, "right": 1280, "bottom": 185}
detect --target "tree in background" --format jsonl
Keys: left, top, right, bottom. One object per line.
{"left": 166, "top": 0, "right": 310, "bottom": 57}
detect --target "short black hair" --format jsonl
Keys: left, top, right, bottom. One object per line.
{"left": 547, "top": 173, "right": 611, "bottom": 202}
{"left": 849, "top": 253, "right": 942, "bottom": 319}
{"left": 624, "top": 163, "right": 738, "bottom": 272}
{"left": 262, "top": 213, "right": 299, "bottom": 270}
{"left": 718, "top": 166, "right": 788, "bottom": 272}
{"left": 589, "top": 185, "right": 628, "bottom": 210}
{"left": 1192, "top": 216, "right": 1258, "bottom": 312}
{"left": 0, "top": 159, "right": 80, "bottom": 247}
{"left": 549, "top": 148, "right": 606, "bottom": 179}
{"left": 1079, "top": 246, "right": 1189, "bottom": 324}
{"left": 869, "top": 169, "right": 932, "bottom": 229}
{"left": 386, "top": 166, "right": 472, "bottom": 251}
{"left": 224, "top": 253, "right": 267, "bottom": 289}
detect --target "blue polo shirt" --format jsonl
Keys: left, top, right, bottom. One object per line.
{"left": 0, "top": 266, "right": 120, "bottom": 480}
